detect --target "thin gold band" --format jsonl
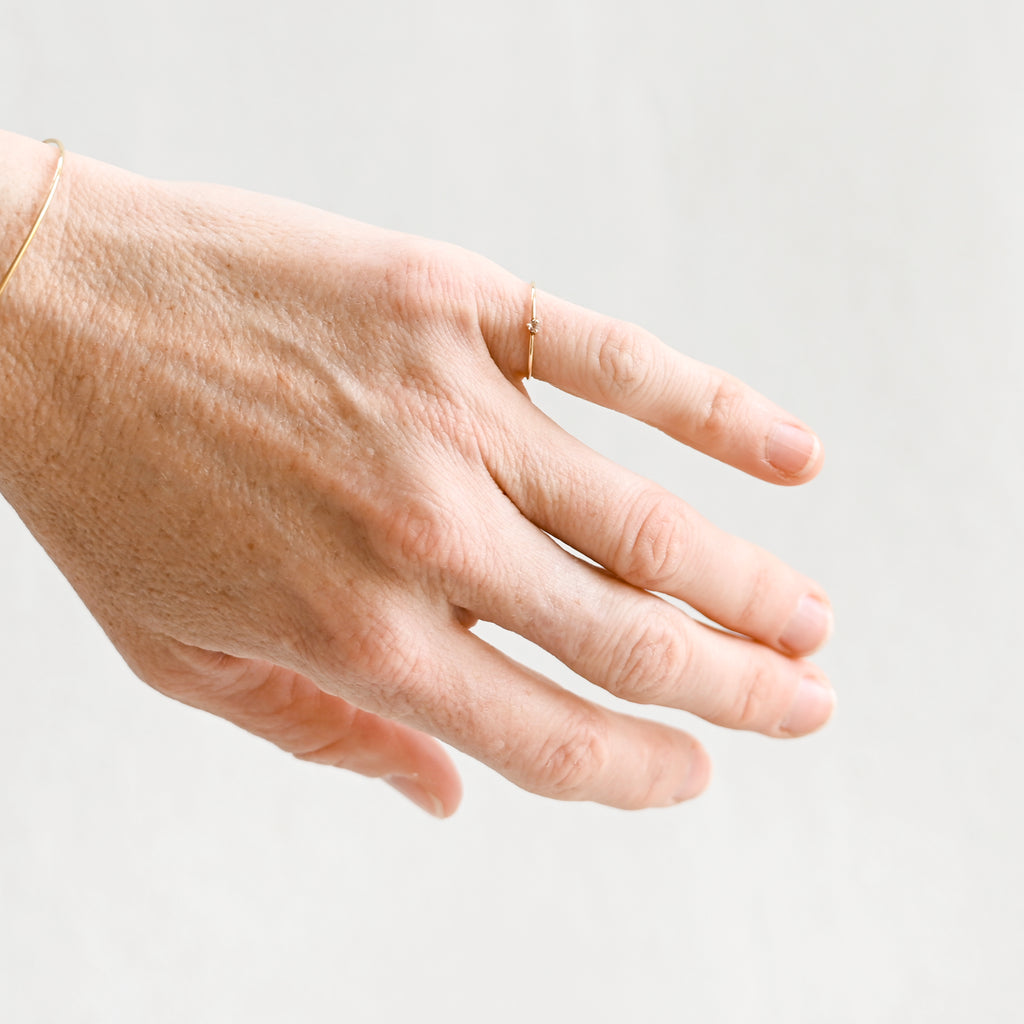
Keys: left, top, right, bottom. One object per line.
{"left": 0, "top": 139, "right": 65, "bottom": 302}
{"left": 526, "top": 281, "right": 540, "bottom": 379}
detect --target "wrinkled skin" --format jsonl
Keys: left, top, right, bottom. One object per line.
{"left": 0, "top": 136, "right": 833, "bottom": 816}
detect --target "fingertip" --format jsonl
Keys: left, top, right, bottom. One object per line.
{"left": 441, "top": 771, "right": 464, "bottom": 818}
{"left": 381, "top": 733, "right": 463, "bottom": 819}
{"left": 778, "top": 674, "right": 836, "bottom": 737}
{"left": 766, "top": 422, "right": 824, "bottom": 483}
{"left": 779, "top": 594, "right": 835, "bottom": 656}
{"left": 667, "top": 745, "right": 713, "bottom": 805}
{"left": 386, "top": 771, "right": 462, "bottom": 819}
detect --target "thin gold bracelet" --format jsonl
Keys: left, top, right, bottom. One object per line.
{"left": 0, "top": 138, "right": 65, "bottom": 302}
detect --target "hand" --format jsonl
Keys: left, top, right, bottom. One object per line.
{"left": 0, "top": 141, "right": 833, "bottom": 816}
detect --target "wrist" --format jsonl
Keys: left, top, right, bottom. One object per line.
{"left": 0, "top": 135, "right": 141, "bottom": 512}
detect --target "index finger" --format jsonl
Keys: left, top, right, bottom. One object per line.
{"left": 477, "top": 279, "right": 823, "bottom": 485}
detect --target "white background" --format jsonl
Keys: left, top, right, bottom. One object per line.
{"left": 2, "top": 2, "right": 1021, "bottom": 1021}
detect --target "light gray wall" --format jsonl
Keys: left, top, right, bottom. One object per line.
{"left": 2, "top": 2, "right": 1020, "bottom": 1021}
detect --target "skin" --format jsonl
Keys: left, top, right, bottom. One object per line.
{"left": 0, "top": 132, "right": 833, "bottom": 817}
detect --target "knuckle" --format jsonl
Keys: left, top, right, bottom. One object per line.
{"left": 381, "top": 494, "right": 469, "bottom": 578}
{"left": 699, "top": 373, "right": 745, "bottom": 441}
{"left": 382, "top": 243, "right": 449, "bottom": 314}
{"left": 590, "top": 320, "right": 650, "bottom": 401}
{"left": 616, "top": 488, "right": 693, "bottom": 592}
{"left": 734, "top": 562, "right": 776, "bottom": 635}
{"left": 731, "top": 661, "right": 778, "bottom": 731}
{"left": 311, "top": 603, "right": 428, "bottom": 714}
{"left": 380, "top": 242, "right": 479, "bottom": 338}
{"left": 348, "top": 619, "right": 421, "bottom": 689}
{"left": 528, "top": 711, "right": 611, "bottom": 799}
{"left": 608, "top": 615, "right": 691, "bottom": 705}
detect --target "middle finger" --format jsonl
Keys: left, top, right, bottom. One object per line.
{"left": 487, "top": 400, "right": 833, "bottom": 657}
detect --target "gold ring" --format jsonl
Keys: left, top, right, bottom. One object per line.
{"left": 526, "top": 282, "right": 540, "bottom": 379}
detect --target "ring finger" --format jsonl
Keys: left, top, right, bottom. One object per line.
{"left": 450, "top": 500, "right": 835, "bottom": 739}
{"left": 476, "top": 279, "right": 824, "bottom": 485}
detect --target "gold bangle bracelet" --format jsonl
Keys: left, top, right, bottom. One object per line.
{"left": 0, "top": 138, "right": 65, "bottom": 302}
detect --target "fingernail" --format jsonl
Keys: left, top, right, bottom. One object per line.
{"left": 385, "top": 776, "right": 446, "bottom": 818}
{"left": 779, "top": 676, "right": 835, "bottom": 736}
{"left": 767, "top": 423, "right": 818, "bottom": 476}
{"left": 779, "top": 594, "right": 833, "bottom": 654}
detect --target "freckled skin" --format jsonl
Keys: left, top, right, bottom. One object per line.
{"left": 0, "top": 133, "right": 832, "bottom": 816}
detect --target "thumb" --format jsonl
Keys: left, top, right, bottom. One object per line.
{"left": 121, "top": 634, "right": 462, "bottom": 818}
